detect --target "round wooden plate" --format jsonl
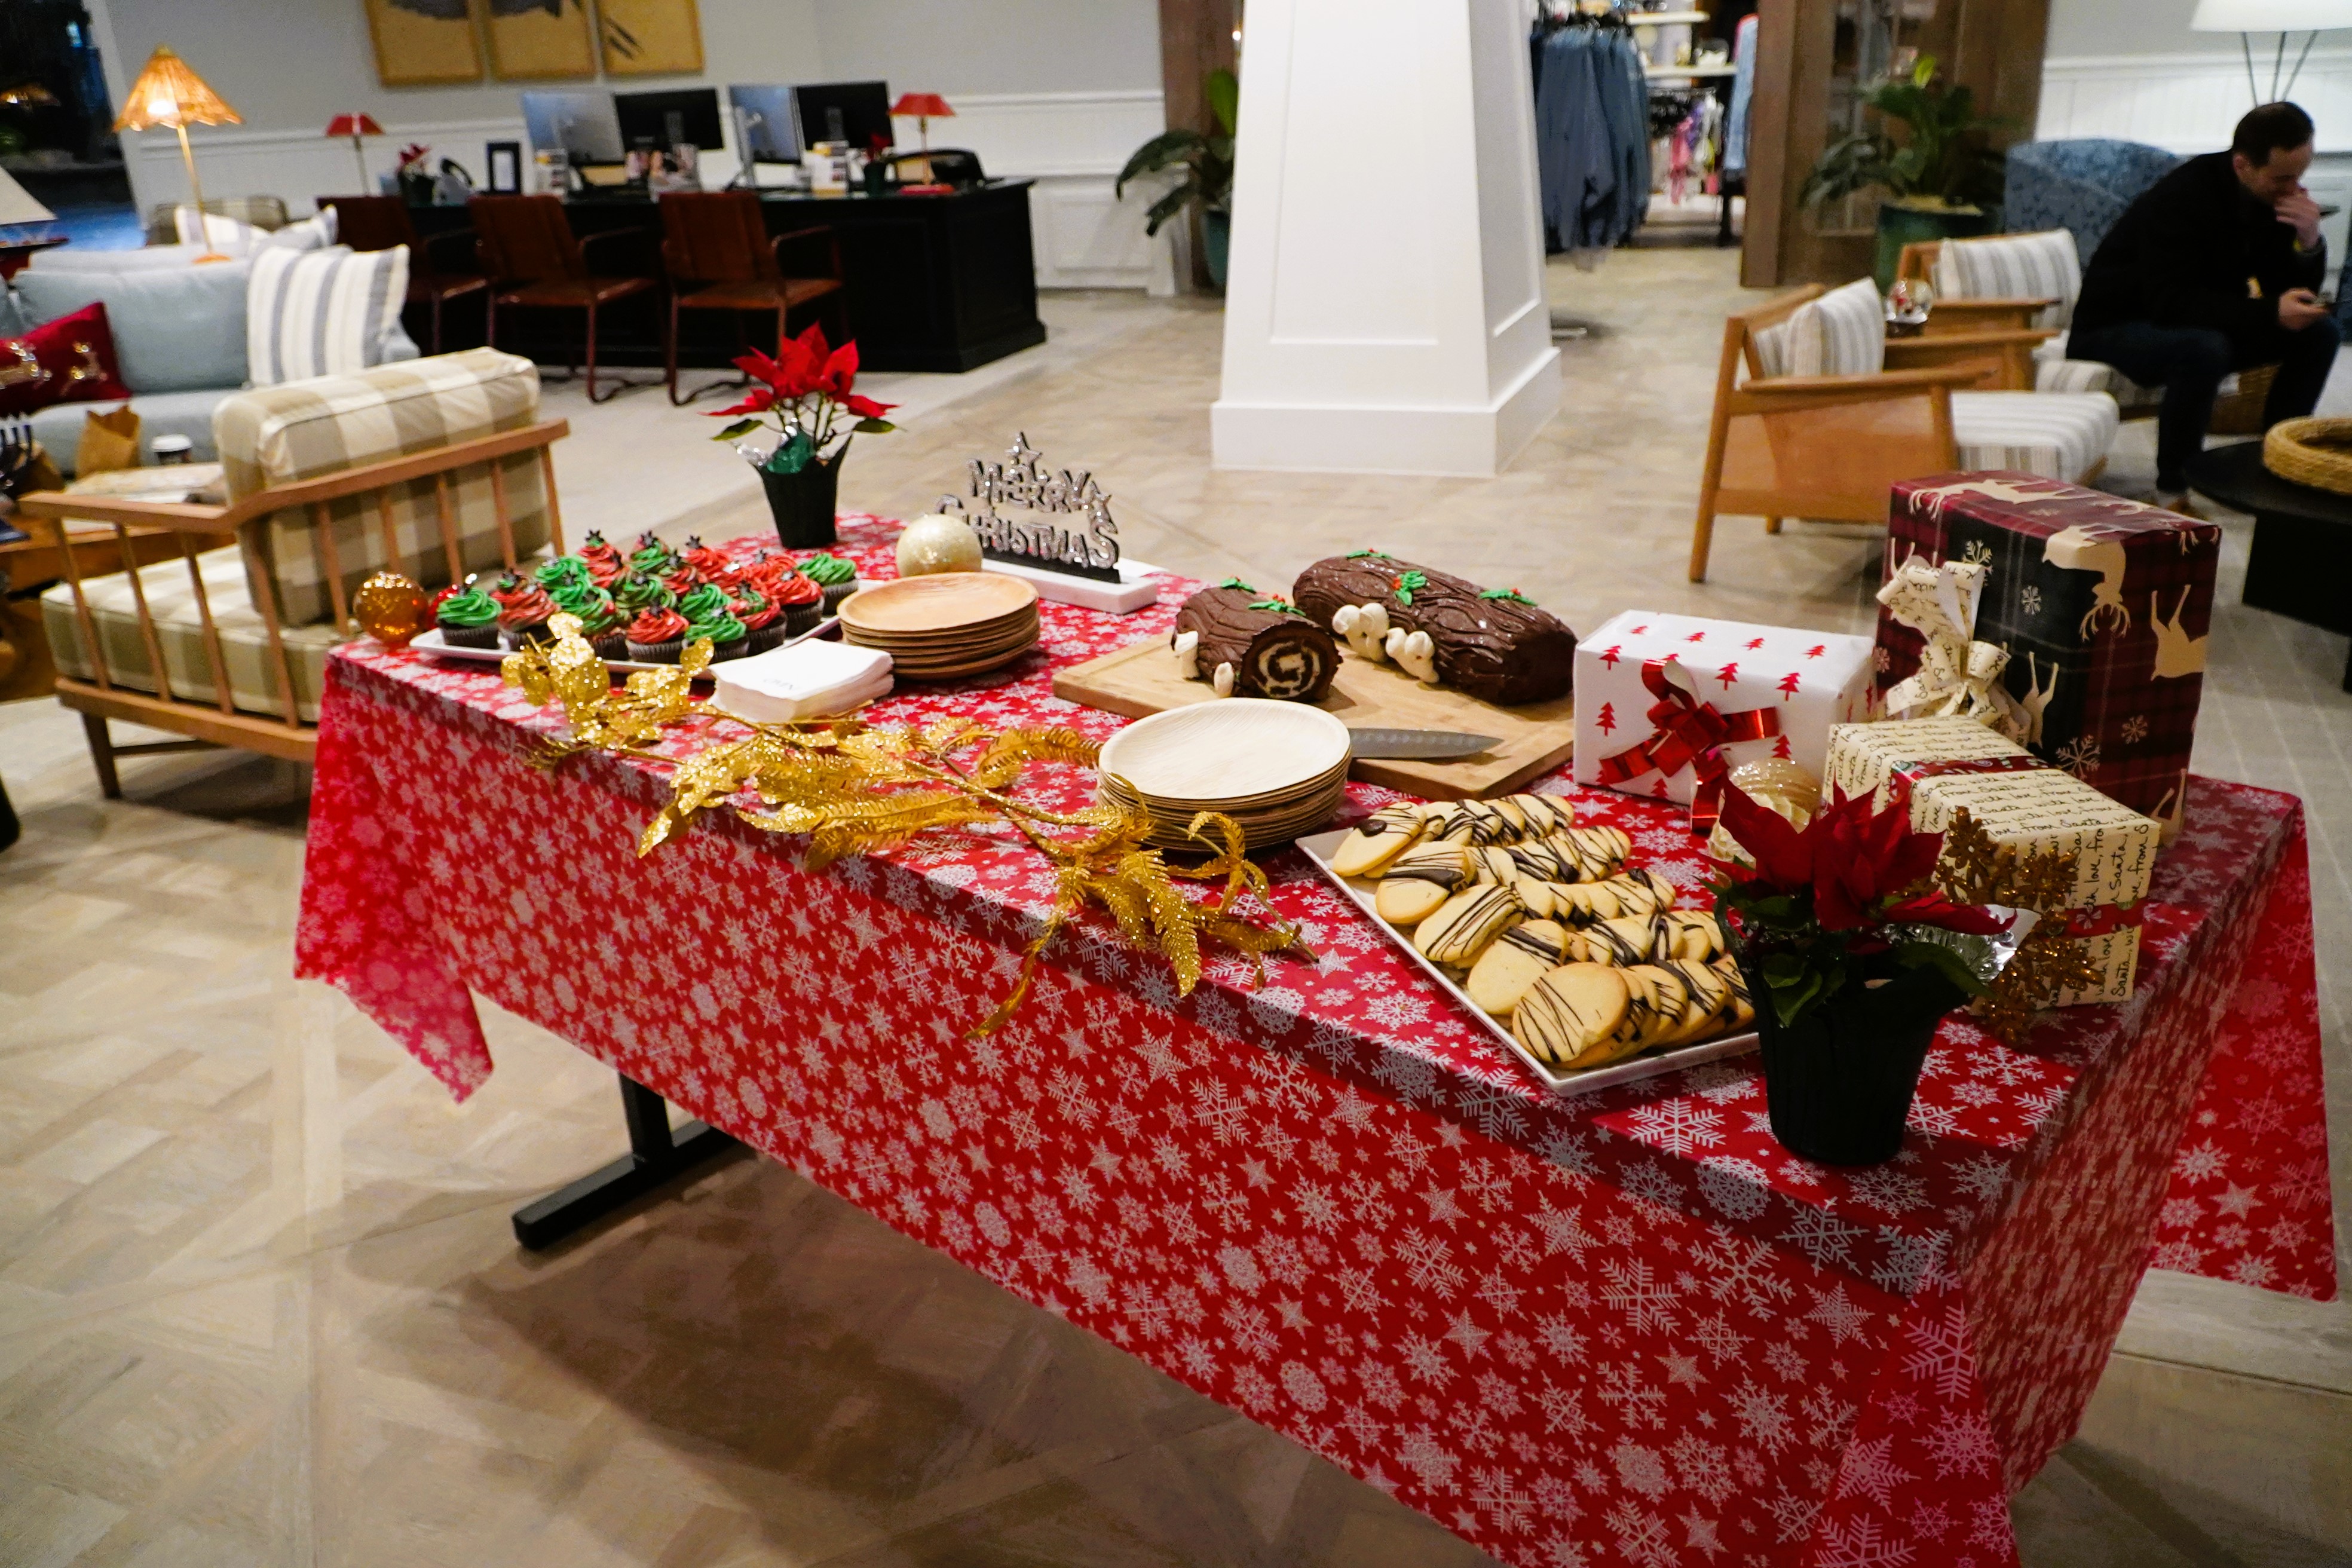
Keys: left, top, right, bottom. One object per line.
{"left": 838, "top": 574, "right": 1038, "bottom": 634}
{"left": 1098, "top": 700, "right": 1352, "bottom": 804}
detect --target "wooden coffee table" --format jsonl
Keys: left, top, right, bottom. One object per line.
{"left": 2185, "top": 439, "right": 2352, "bottom": 693}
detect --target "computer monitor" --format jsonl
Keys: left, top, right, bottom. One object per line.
{"left": 792, "top": 81, "right": 893, "bottom": 151}
{"left": 728, "top": 84, "right": 800, "bottom": 163}
{"left": 615, "top": 87, "right": 725, "bottom": 152}
{"left": 522, "top": 90, "right": 624, "bottom": 166}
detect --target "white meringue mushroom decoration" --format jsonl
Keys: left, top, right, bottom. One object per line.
{"left": 1171, "top": 628, "right": 1201, "bottom": 678}
{"left": 1331, "top": 601, "right": 1391, "bottom": 663}
{"left": 895, "top": 512, "right": 985, "bottom": 578}
{"left": 1385, "top": 627, "right": 1440, "bottom": 685}
{"left": 1211, "top": 662, "right": 1237, "bottom": 697}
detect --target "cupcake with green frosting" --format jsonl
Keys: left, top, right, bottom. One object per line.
{"left": 612, "top": 570, "right": 675, "bottom": 616}
{"left": 552, "top": 581, "right": 624, "bottom": 659}
{"left": 799, "top": 551, "right": 859, "bottom": 612}
{"left": 676, "top": 580, "right": 731, "bottom": 625}
{"left": 434, "top": 581, "right": 501, "bottom": 649}
{"left": 534, "top": 555, "right": 591, "bottom": 593}
{"left": 732, "top": 587, "right": 786, "bottom": 654}
{"left": 629, "top": 531, "right": 677, "bottom": 577}
{"left": 684, "top": 604, "right": 749, "bottom": 662}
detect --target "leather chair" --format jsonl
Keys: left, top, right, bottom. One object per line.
{"left": 657, "top": 191, "right": 848, "bottom": 406}
{"left": 321, "top": 195, "right": 488, "bottom": 356}
{"left": 470, "top": 195, "right": 656, "bottom": 403}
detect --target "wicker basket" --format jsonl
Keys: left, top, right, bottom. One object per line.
{"left": 2209, "top": 363, "right": 2278, "bottom": 436}
{"left": 2263, "top": 416, "right": 2352, "bottom": 494}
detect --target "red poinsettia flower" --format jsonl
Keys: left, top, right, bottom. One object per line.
{"left": 841, "top": 391, "right": 898, "bottom": 420}
{"left": 708, "top": 385, "right": 779, "bottom": 420}
{"left": 1882, "top": 889, "right": 2014, "bottom": 936}
{"left": 1719, "top": 785, "right": 1957, "bottom": 932}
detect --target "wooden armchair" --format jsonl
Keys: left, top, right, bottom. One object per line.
{"left": 18, "top": 348, "right": 564, "bottom": 792}
{"left": 1690, "top": 284, "right": 2118, "bottom": 583}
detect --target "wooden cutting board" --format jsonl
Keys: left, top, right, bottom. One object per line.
{"left": 1054, "top": 636, "right": 1575, "bottom": 801}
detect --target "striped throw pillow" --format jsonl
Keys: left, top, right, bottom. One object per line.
{"left": 245, "top": 244, "right": 409, "bottom": 387}
{"left": 1932, "top": 230, "right": 2080, "bottom": 330}
{"left": 1790, "top": 278, "right": 1886, "bottom": 378}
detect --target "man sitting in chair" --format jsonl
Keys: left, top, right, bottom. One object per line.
{"left": 2071, "top": 101, "right": 2339, "bottom": 510}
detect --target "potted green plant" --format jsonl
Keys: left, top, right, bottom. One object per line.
{"left": 709, "top": 324, "right": 898, "bottom": 549}
{"left": 1802, "top": 55, "right": 2009, "bottom": 291}
{"left": 1116, "top": 68, "right": 1237, "bottom": 287}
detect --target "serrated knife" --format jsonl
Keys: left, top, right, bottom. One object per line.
{"left": 1346, "top": 727, "right": 1504, "bottom": 760}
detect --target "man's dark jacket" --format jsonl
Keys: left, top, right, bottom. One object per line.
{"left": 2072, "top": 151, "right": 2326, "bottom": 345}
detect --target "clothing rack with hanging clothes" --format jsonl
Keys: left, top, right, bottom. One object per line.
{"left": 1531, "top": 7, "right": 1652, "bottom": 258}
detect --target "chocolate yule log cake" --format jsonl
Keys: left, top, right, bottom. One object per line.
{"left": 1171, "top": 582, "right": 1342, "bottom": 701}
{"left": 1293, "top": 551, "right": 1576, "bottom": 706}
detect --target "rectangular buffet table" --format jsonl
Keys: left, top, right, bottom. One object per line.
{"left": 295, "top": 516, "right": 2335, "bottom": 1568}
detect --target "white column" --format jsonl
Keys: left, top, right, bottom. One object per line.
{"left": 1211, "top": 0, "right": 1560, "bottom": 477}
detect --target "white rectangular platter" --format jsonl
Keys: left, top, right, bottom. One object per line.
{"left": 1297, "top": 828, "right": 1758, "bottom": 1097}
{"left": 412, "top": 613, "right": 845, "bottom": 673}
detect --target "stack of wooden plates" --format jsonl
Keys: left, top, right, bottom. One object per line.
{"left": 1098, "top": 700, "right": 1353, "bottom": 850}
{"left": 838, "top": 574, "right": 1040, "bottom": 679}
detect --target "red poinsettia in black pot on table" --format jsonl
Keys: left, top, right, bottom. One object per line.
{"left": 1713, "top": 786, "right": 2015, "bottom": 1166}
{"left": 709, "top": 324, "right": 899, "bottom": 549}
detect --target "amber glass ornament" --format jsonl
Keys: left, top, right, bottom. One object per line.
{"left": 353, "top": 571, "right": 432, "bottom": 646}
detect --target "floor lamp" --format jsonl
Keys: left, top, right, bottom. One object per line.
{"left": 113, "top": 47, "right": 243, "bottom": 263}
{"left": 2191, "top": 0, "right": 2352, "bottom": 102}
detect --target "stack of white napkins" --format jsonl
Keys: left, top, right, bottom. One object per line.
{"left": 713, "top": 640, "right": 894, "bottom": 722}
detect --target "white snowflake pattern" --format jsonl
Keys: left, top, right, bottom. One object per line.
{"left": 1397, "top": 1425, "right": 1459, "bottom": 1489}
{"left": 2173, "top": 1140, "right": 2229, "bottom": 1182}
{"left": 1817, "top": 1515, "right": 1917, "bottom": 1567}
{"left": 1845, "top": 1168, "right": 1928, "bottom": 1215}
{"left": 1833, "top": 1435, "right": 1915, "bottom": 1509}
{"left": 1729, "top": 1380, "right": 1794, "bottom": 1453}
{"left": 1670, "top": 1432, "right": 1736, "bottom": 1505}
{"left": 1921, "top": 1412, "right": 1999, "bottom": 1478}
{"left": 1805, "top": 1282, "right": 1872, "bottom": 1346}
{"left": 1604, "top": 1502, "right": 1676, "bottom": 1568}
{"left": 1396, "top": 1229, "right": 1466, "bottom": 1299}
{"left": 1695, "top": 1156, "right": 1772, "bottom": 1220}
{"left": 1782, "top": 1208, "right": 1868, "bottom": 1269}
{"left": 1602, "top": 1257, "right": 1679, "bottom": 1335}
{"left": 1471, "top": 1465, "right": 1535, "bottom": 1533}
{"left": 2054, "top": 735, "right": 2102, "bottom": 779}
{"left": 1901, "top": 1304, "right": 1975, "bottom": 1399}
{"left": 2121, "top": 712, "right": 2149, "bottom": 743}
{"left": 2019, "top": 583, "right": 2043, "bottom": 615}
{"left": 1627, "top": 1099, "right": 1726, "bottom": 1156}
{"left": 1612, "top": 1443, "right": 1671, "bottom": 1498}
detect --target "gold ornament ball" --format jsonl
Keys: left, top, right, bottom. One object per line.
{"left": 895, "top": 513, "right": 984, "bottom": 578}
{"left": 353, "top": 570, "right": 433, "bottom": 647}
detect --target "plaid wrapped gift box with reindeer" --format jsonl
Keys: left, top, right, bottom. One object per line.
{"left": 1879, "top": 473, "right": 2221, "bottom": 835}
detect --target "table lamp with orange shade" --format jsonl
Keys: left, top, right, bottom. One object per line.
{"left": 114, "top": 47, "right": 242, "bottom": 263}
{"left": 889, "top": 92, "right": 954, "bottom": 188}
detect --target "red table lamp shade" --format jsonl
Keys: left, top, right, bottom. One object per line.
{"left": 890, "top": 93, "right": 954, "bottom": 120}
{"left": 326, "top": 113, "right": 385, "bottom": 137}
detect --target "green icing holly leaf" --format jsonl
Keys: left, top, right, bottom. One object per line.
{"left": 1247, "top": 597, "right": 1304, "bottom": 617}
{"left": 1217, "top": 576, "right": 1255, "bottom": 592}
{"left": 1346, "top": 548, "right": 1389, "bottom": 559}
{"left": 1393, "top": 569, "right": 1428, "bottom": 607}
{"left": 1480, "top": 587, "right": 1535, "bottom": 605}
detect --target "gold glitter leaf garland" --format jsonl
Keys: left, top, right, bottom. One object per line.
{"left": 1933, "top": 807, "right": 2104, "bottom": 1042}
{"left": 501, "top": 615, "right": 1307, "bottom": 1032}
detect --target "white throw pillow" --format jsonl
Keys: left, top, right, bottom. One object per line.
{"left": 1932, "top": 230, "right": 2080, "bottom": 330}
{"left": 1790, "top": 278, "right": 1886, "bottom": 378}
{"left": 246, "top": 243, "right": 411, "bottom": 386}
{"left": 259, "top": 211, "right": 338, "bottom": 252}
{"left": 174, "top": 206, "right": 265, "bottom": 255}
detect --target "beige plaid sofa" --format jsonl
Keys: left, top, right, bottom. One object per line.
{"left": 42, "top": 348, "right": 550, "bottom": 723}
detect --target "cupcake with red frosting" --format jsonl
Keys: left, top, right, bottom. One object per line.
{"left": 770, "top": 569, "right": 825, "bottom": 635}
{"left": 732, "top": 586, "right": 786, "bottom": 654}
{"left": 490, "top": 573, "right": 559, "bottom": 650}
{"left": 577, "top": 531, "right": 625, "bottom": 589}
{"left": 624, "top": 606, "right": 690, "bottom": 664}
{"left": 680, "top": 535, "right": 735, "bottom": 579}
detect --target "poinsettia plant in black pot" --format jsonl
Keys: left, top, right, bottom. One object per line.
{"left": 1713, "top": 785, "right": 2013, "bottom": 1166}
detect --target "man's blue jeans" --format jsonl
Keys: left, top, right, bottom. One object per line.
{"left": 2071, "top": 316, "right": 2342, "bottom": 491}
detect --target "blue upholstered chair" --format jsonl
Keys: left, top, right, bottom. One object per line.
{"left": 2004, "top": 140, "right": 2184, "bottom": 266}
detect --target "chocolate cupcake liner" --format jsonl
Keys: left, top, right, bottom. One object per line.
{"left": 745, "top": 623, "right": 787, "bottom": 654}
{"left": 709, "top": 636, "right": 750, "bottom": 663}
{"left": 626, "top": 639, "right": 685, "bottom": 665}
{"left": 439, "top": 622, "right": 500, "bottom": 649}
{"left": 783, "top": 602, "right": 824, "bottom": 636}
{"left": 501, "top": 621, "right": 553, "bottom": 650}
{"left": 591, "top": 632, "right": 629, "bottom": 660}
{"left": 818, "top": 579, "right": 857, "bottom": 613}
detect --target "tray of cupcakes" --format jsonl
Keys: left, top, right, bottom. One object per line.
{"left": 412, "top": 531, "right": 876, "bottom": 672}
{"left": 1299, "top": 795, "right": 1758, "bottom": 1094}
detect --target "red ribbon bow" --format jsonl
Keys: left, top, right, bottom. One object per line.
{"left": 1595, "top": 660, "right": 1780, "bottom": 833}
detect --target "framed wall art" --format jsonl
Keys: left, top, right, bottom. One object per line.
{"left": 486, "top": 0, "right": 598, "bottom": 80}
{"left": 365, "top": 0, "right": 485, "bottom": 87}
{"left": 597, "top": 0, "right": 705, "bottom": 77}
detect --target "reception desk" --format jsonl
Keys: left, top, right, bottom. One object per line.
{"left": 405, "top": 180, "right": 1046, "bottom": 375}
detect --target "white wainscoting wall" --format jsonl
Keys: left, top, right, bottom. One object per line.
{"left": 2036, "top": 50, "right": 2352, "bottom": 281}
{"left": 122, "top": 88, "right": 1180, "bottom": 292}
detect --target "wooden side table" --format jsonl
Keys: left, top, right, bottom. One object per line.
{"left": 0, "top": 512, "right": 181, "bottom": 704}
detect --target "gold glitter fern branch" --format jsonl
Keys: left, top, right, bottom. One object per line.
{"left": 503, "top": 615, "right": 1308, "bottom": 1032}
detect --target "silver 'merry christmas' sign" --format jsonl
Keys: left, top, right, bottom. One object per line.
{"left": 939, "top": 433, "right": 1122, "bottom": 583}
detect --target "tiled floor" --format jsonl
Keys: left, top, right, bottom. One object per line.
{"left": 2, "top": 252, "right": 2348, "bottom": 1566}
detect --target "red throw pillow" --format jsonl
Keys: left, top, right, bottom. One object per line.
{"left": 0, "top": 302, "right": 132, "bottom": 415}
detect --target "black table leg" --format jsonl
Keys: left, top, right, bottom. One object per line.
{"left": 512, "top": 1073, "right": 742, "bottom": 1250}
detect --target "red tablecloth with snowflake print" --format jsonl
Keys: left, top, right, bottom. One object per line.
{"left": 295, "top": 516, "right": 2333, "bottom": 1568}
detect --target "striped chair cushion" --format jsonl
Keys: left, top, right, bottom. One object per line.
{"left": 1789, "top": 279, "right": 1886, "bottom": 378}
{"left": 40, "top": 546, "right": 341, "bottom": 723}
{"left": 1932, "top": 229, "right": 2080, "bottom": 330}
{"left": 246, "top": 244, "right": 409, "bottom": 386}
{"left": 2032, "top": 339, "right": 2166, "bottom": 409}
{"left": 1950, "top": 391, "right": 2119, "bottom": 480}
{"left": 1751, "top": 316, "right": 1798, "bottom": 378}
{"left": 218, "top": 347, "right": 550, "bottom": 629}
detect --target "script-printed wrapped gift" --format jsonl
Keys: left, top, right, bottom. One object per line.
{"left": 1827, "top": 716, "right": 2161, "bottom": 1006}
{"left": 1880, "top": 473, "right": 2220, "bottom": 838}
{"left": 1571, "top": 612, "right": 1875, "bottom": 833}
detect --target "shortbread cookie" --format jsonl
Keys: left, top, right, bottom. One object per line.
{"left": 1514, "top": 963, "right": 1630, "bottom": 1068}
{"left": 1712, "top": 957, "right": 1756, "bottom": 1030}
{"left": 1507, "top": 841, "right": 1586, "bottom": 885}
{"left": 1656, "top": 958, "right": 1731, "bottom": 1046}
{"left": 1415, "top": 884, "right": 1522, "bottom": 967}
{"left": 1374, "top": 844, "right": 1472, "bottom": 924}
{"left": 1509, "top": 794, "right": 1573, "bottom": 835}
{"left": 1665, "top": 909, "right": 1725, "bottom": 962}
{"left": 1466, "top": 920, "right": 1572, "bottom": 1016}
{"left": 1583, "top": 914, "right": 1664, "bottom": 967}
{"left": 1329, "top": 803, "right": 1429, "bottom": 878}
{"left": 1550, "top": 880, "right": 1621, "bottom": 924}
{"left": 1621, "top": 963, "right": 1692, "bottom": 1054}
